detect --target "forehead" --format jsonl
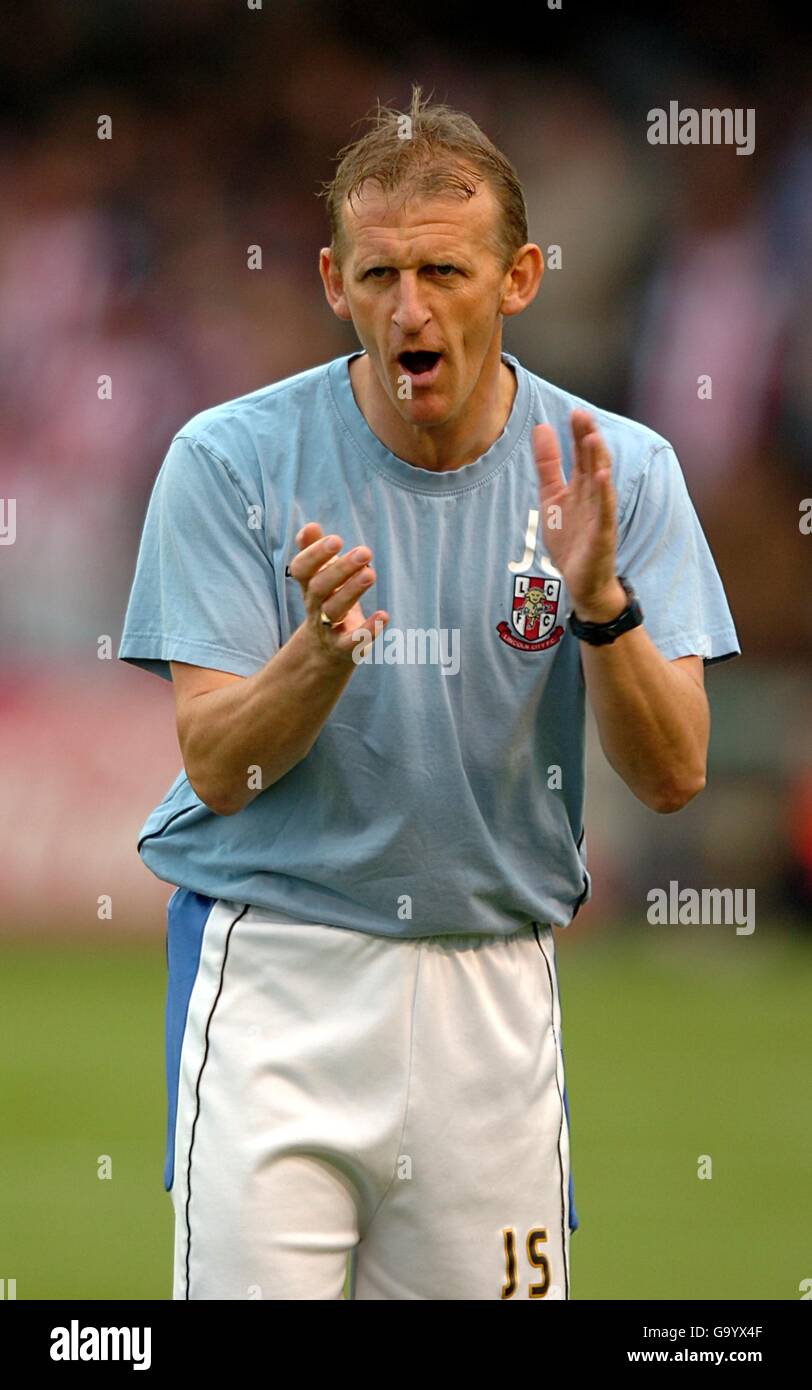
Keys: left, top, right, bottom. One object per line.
{"left": 340, "top": 179, "right": 501, "bottom": 261}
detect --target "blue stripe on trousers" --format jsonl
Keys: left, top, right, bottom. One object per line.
{"left": 164, "top": 888, "right": 216, "bottom": 1191}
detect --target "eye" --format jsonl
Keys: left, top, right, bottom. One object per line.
{"left": 363, "top": 263, "right": 458, "bottom": 280}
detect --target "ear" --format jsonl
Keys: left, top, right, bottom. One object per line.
{"left": 500, "top": 243, "right": 544, "bottom": 318}
{"left": 319, "top": 247, "right": 353, "bottom": 321}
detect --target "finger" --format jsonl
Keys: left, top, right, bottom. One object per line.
{"left": 532, "top": 423, "right": 567, "bottom": 501}
{"left": 592, "top": 453, "right": 616, "bottom": 534}
{"left": 583, "top": 430, "right": 616, "bottom": 527}
{"left": 295, "top": 521, "right": 323, "bottom": 549}
{"left": 597, "top": 470, "right": 615, "bottom": 536}
{"left": 583, "top": 427, "right": 613, "bottom": 483}
{"left": 338, "top": 611, "right": 390, "bottom": 657}
{"left": 576, "top": 418, "right": 612, "bottom": 506}
{"left": 570, "top": 408, "right": 595, "bottom": 439}
{"left": 570, "top": 410, "right": 596, "bottom": 500}
{"left": 319, "top": 564, "right": 377, "bottom": 624}
{"left": 308, "top": 546, "right": 372, "bottom": 605}
{"left": 289, "top": 532, "right": 343, "bottom": 583}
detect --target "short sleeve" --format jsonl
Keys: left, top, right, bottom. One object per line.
{"left": 615, "top": 443, "right": 741, "bottom": 666}
{"left": 117, "top": 433, "right": 280, "bottom": 681}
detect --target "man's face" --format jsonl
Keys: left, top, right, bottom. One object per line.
{"left": 321, "top": 181, "right": 519, "bottom": 427}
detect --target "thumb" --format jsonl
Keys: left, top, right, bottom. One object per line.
{"left": 345, "top": 611, "right": 389, "bottom": 656}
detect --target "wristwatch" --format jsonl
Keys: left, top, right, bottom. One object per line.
{"left": 568, "top": 576, "right": 643, "bottom": 645}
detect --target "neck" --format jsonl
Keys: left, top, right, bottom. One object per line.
{"left": 349, "top": 347, "right": 517, "bottom": 473}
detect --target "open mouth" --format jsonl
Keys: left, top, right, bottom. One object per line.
{"left": 397, "top": 350, "right": 443, "bottom": 384}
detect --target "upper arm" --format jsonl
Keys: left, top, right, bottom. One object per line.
{"left": 615, "top": 443, "right": 740, "bottom": 666}
{"left": 117, "top": 433, "right": 281, "bottom": 684}
{"left": 669, "top": 654, "right": 704, "bottom": 690}
{"left": 170, "top": 660, "right": 246, "bottom": 762}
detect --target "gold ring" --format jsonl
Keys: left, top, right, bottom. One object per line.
{"left": 320, "top": 610, "right": 332, "bottom": 626}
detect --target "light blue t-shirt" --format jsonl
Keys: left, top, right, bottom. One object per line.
{"left": 118, "top": 349, "right": 740, "bottom": 938}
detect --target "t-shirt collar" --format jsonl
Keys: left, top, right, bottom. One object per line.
{"left": 327, "top": 348, "right": 531, "bottom": 494}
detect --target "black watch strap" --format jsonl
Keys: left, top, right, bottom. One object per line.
{"left": 568, "top": 576, "right": 643, "bottom": 645}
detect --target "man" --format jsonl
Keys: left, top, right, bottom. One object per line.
{"left": 118, "top": 88, "right": 740, "bottom": 1301}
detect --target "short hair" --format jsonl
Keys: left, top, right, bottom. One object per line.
{"left": 318, "top": 84, "right": 529, "bottom": 272}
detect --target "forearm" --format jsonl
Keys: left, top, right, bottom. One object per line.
{"left": 183, "top": 622, "right": 354, "bottom": 815}
{"left": 580, "top": 626, "right": 709, "bottom": 813}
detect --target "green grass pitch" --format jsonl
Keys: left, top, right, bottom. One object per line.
{"left": 1, "top": 924, "right": 808, "bottom": 1299}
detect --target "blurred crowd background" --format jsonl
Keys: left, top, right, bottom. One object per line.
{"left": 1, "top": 0, "right": 811, "bottom": 1305}
{"left": 0, "top": 0, "right": 810, "bottom": 929}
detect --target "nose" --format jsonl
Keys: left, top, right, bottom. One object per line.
{"left": 392, "top": 272, "right": 431, "bottom": 335}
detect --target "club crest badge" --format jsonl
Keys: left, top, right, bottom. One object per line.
{"left": 497, "top": 575, "right": 565, "bottom": 652}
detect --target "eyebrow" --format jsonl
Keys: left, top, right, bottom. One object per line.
{"left": 354, "top": 253, "right": 469, "bottom": 276}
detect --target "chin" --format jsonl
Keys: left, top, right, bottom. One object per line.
{"left": 396, "top": 396, "right": 450, "bottom": 427}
